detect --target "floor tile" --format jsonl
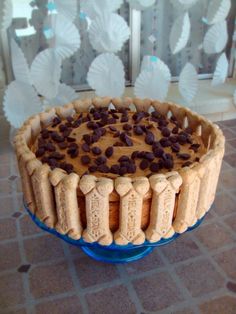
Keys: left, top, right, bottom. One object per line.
{"left": 222, "top": 128, "right": 236, "bottom": 140}
{"left": 24, "top": 234, "right": 65, "bottom": 264}
{"left": 74, "top": 256, "right": 120, "bottom": 288}
{"left": 132, "top": 271, "right": 184, "bottom": 312}
{"left": 224, "top": 215, "right": 236, "bottom": 232}
{"left": 0, "top": 180, "right": 12, "bottom": 196}
{"left": 86, "top": 285, "right": 136, "bottom": 314}
{"left": 175, "top": 258, "right": 224, "bottom": 297}
{"left": 214, "top": 247, "right": 236, "bottom": 280}
{"left": 218, "top": 169, "right": 236, "bottom": 190}
{"left": 194, "top": 222, "right": 234, "bottom": 251}
{"left": 0, "top": 241, "right": 21, "bottom": 271}
{"left": 0, "top": 163, "right": 11, "bottom": 178}
{"left": 0, "top": 272, "right": 25, "bottom": 309}
{"left": 228, "top": 138, "right": 236, "bottom": 149}
{"left": 224, "top": 153, "right": 236, "bottom": 168}
{"left": 161, "top": 235, "right": 201, "bottom": 264}
{"left": 219, "top": 119, "right": 236, "bottom": 128}
{"left": 0, "top": 196, "right": 14, "bottom": 217}
{"left": 199, "top": 295, "right": 236, "bottom": 314}
{"left": 35, "top": 295, "right": 82, "bottom": 314}
{"left": 0, "top": 218, "right": 17, "bottom": 240}
{"left": 174, "top": 309, "right": 195, "bottom": 314}
{"left": 20, "top": 214, "right": 43, "bottom": 236}
{"left": 4, "top": 308, "right": 27, "bottom": 314}
{"left": 124, "top": 250, "right": 163, "bottom": 275}
{"left": 29, "top": 262, "right": 74, "bottom": 299}
{"left": 211, "top": 192, "right": 236, "bottom": 216}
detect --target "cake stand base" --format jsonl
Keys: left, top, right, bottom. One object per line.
{"left": 81, "top": 245, "right": 154, "bottom": 263}
{"left": 23, "top": 201, "right": 206, "bottom": 264}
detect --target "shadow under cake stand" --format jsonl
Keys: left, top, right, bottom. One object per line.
{"left": 24, "top": 202, "right": 205, "bottom": 264}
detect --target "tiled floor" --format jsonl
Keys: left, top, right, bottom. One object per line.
{"left": 0, "top": 118, "right": 236, "bottom": 314}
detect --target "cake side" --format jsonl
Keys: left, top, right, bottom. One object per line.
{"left": 14, "top": 97, "right": 225, "bottom": 246}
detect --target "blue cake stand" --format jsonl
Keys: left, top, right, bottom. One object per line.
{"left": 24, "top": 203, "right": 205, "bottom": 264}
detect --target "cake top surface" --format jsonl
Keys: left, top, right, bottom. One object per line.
{"left": 32, "top": 106, "right": 206, "bottom": 178}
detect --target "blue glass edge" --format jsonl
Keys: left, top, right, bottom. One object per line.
{"left": 24, "top": 201, "right": 206, "bottom": 251}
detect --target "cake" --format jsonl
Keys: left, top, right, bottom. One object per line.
{"left": 14, "top": 97, "right": 225, "bottom": 246}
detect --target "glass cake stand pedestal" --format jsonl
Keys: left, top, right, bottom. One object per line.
{"left": 24, "top": 203, "right": 205, "bottom": 264}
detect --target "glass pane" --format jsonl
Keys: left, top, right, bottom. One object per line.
{"left": 140, "top": 0, "right": 236, "bottom": 77}
{"left": 8, "top": 0, "right": 130, "bottom": 89}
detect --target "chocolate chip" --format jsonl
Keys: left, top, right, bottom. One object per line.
{"left": 49, "top": 152, "right": 65, "bottom": 160}
{"left": 41, "top": 129, "right": 49, "bottom": 139}
{"left": 112, "top": 113, "right": 119, "bottom": 119}
{"left": 182, "top": 161, "right": 192, "bottom": 167}
{"left": 195, "top": 157, "right": 200, "bottom": 162}
{"left": 160, "top": 138, "right": 171, "bottom": 147}
{"left": 133, "top": 112, "right": 145, "bottom": 123}
{"left": 70, "top": 149, "right": 79, "bottom": 158}
{"left": 145, "top": 131, "right": 154, "bottom": 145}
{"left": 185, "top": 127, "right": 193, "bottom": 134}
{"left": 177, "top": 134, "right": 187, "bottom": 145}
{"left": 88, "top": 165, "right": 97, "bottom": 173}
{"left": 190, "top": 143, "right": 200, "bottom": 152}
{"left": 123, "top": 123, "right": 132, "bottom": 131}
{"left": 170, "top": 115, "right": 177, "bottom": 122}
{"left": 153, "top": 147, "right": 164, "bottom": 158}
{"left": 144, "top": 152, "right": 155, "bottom": 161}
{"left": 91, "top": 134, "right": 100, "bottom": 143}
{"left": 161, "top": 127, "right": 171, "bottom": 137}
{"left": 59, "top": 124, "right": 67, "bottom": 132}
{"left": 48, "top": 158, "right": 59, "bottom": 169}
{"left": 72, "top": 119, "right": 82, "bottom": 128}
{"left": 113, "top": 131, "right": 120, "bottom": 138}
{"left": 41, "top": 156, "right": 49, "bottom": 163}
{"left": 137, "top": 151, "right": 146, "bottom": 158}
{"left": 63, "top": 128, "right": 72, "bottom": 138}
{"left": 93, "top": 112, "right": 101, "bottom": 120}
{"left": 67, "top": 137, "right": 76, "bottom": 142}
{"left": 92, "top": 146, "right": 102, "bottom": 155}
{"left": 35, "top": 147, "right": 45, "bottom": 157}
{"left": 140, "top": 159, "right": 149, "bottom": 170}
{"left": 177, "top": 153, "right": 191, "bottom": 160}
{"left": 120, "top": 115, "right": 129, "bottom": 123}
{"left": 68, "top": 142, "right": 78, "bottom": 149}
{"left": 150, "top": 162, "right": 160, "bottom": 173}
{"left": 172, "top": 126, "right": 179, "bottom": 134}
{"left": 58, "top": 142, "right": 68, "bottom": 150}
{"left": 45, "top": 143, "right": 56, "bottom": 152}
{"left": 107, "top": 117, "right": 116, "bottom": 124}
{"left": 82, "top": 143, "right": 90, "bottom": 152}
{"left": 162, "top": 153, "right": 173, "bottom": 161}
{"left": 169, "top": 135, "right": 178, "bottom": 143}
{"left": 158, "top": 119, "right": 168, "bottom": 127}
{"left": 97, "top": 164, "right": 110, "bottom": 173}
{"left": 127, "top": 163, "right": 136, "bottom": 174}
{"left": 105, "top": 146, "right": 113, "bottom": 158}
{"left": 83, "top": 134, "right": 91, "bottom": 145}
{"left": 151, "top": 111, "right": 161, "bottom": 119}
{"left": 95, "top": 156, "right": 107, "bottom": 165}
{"left": 51, "top": 116, "right": 61, "bottom": 127}
{"left": 63, "top": 163, "right": 74, "bottom": 174}
{"left": 110, "top": 164, "right": 120, "bottom": 174}
{"left": 171, "top": 143, "right": 180, "bottom": 153}
{"left": 120, "top": 132, "right": 133, "bottom": 146}
{"left": 51, "top": 132, "right": 64, "bottom": 143}
{"left": 131, "top": 151, "right": 139, "bottom": 159}
{"left": 163, "top": 158, "right": 174, "bottom": 170}
{"left": 81, "top": 155, "right": 91, "bottom": 165}
{"left": 119, "top": 166, "right": 127, "bottom": 175}
{"left": 118, "top": 156, "right": 130, "bottom": 162}
{"left": 133, "top": 125, "right": 143, "bottom": 135}
{"left": 109, "top": 126, "right": 117, "bottom": 132}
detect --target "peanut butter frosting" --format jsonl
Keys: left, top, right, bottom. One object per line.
{"left": 32, "top": 107, "right": 206, "bottom": 178}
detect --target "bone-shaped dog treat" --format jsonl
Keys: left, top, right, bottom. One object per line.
{"left": 92, "top": 97, "right": 111, "bottom": 108}
{"left": 146, "top": 172, "right": 182, "bottom": 242}
{"left": 27, "top": 159, "right": 56, "bottom": 228}
{"left": 50, "top": 169, "right": 82, "bottom": 239}
{"left": 80, "top": 175, "right": 113, "bottom": 245}
{"left": 173, "top": 166, "right": 201, "bottom": 233}
{"left": 39, "top": 108, "right": 56, "bottom": 127}
{"left": 55, "top": 103, "right": 75, "bottom": 118}
{"left": 73, "top": 99, "right": 92, "bottom": 113}
{"left": 114, "top": 177, "right": 150, "bottom": 245}
{"left": 18, "top": 151, "right": 36, "bottom": 213}
{"left": 196, "top": 148, "right": 223, "bottom": 219}
{"left": 133, "top": 98, "right": 151, "bottom": 112}
{"left": 112, "top": 97, "right": 132, "bottom": 110}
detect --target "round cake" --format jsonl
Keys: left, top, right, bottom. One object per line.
{"left": 14, "top": 97, "right": 225, "bottom": 246}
